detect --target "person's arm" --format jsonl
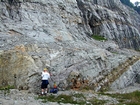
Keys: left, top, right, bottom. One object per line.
{"left": 47, "top": 72, "right": 50, "bottom": 78}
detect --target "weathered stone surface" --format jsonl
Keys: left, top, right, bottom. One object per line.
{"left": 76, "top": 0, "right": 140, "bottom": 50}
{"left": 110, "top": 60, "right": 140, "bottom": 90}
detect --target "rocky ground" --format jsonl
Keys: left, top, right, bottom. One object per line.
{"left": 0, "top": 83, "right": 140, "bottom": 105}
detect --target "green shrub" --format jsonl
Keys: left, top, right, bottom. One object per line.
{"left": 92, "top": 35, "right": 107, "bottom": 41}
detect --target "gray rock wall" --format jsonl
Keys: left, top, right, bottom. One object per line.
{"left": 110, "top": 60, "right": 140, "bottom": 90}
{"left": 77, "top": 0, "right": 140, "bottom": 50}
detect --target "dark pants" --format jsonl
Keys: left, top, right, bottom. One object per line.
{"left": 41, "top": 80, "right": 49, "bottom": 89}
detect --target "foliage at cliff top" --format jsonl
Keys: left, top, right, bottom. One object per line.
{"left": 120, "top": 0, "right": 140, "bottom": 14}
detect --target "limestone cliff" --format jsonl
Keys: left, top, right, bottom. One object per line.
{"left": 0, "top": 0, "right": 140, "bottom": 93}
{"left": 77, "top": 0, "right": 140, "bottom": 49}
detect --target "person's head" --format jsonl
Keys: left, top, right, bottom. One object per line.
{"left": 43, "top": 68, "right": 48, "bottom": 72}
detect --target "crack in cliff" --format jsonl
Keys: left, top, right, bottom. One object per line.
{"left": 93, "top": 56, "right": 140, "bottom": 92}
{"left": 91, "top": 19, "right": 134, "bottom": 28}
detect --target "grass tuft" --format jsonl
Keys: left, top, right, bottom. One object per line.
{"left": 0, "top": 85, "right": 15, "bottom": 90}
{"left": 102, "top": 90, "right": 140, "bottom": 105}
{"left": 37, "top": 93, "right": 106, "bottom": 104}
{"left": 92, "top": 35, "right": 107, "bottom": 41}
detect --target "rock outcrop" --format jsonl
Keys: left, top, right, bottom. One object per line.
{"left": 77, "top": 0, "right": 140, "bottom": 50}
{"left": 0, "top": 0, "right": 140, "bottom": 93}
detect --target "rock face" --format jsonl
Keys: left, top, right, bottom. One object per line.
{"left": 110, "top": 60, "right": 140, "bottom": 90}
{"left": 0, "top": 0, "right": 140, "bottom": 93}
{"left": 77, "top": 0, "right": 140, "bottom": 50}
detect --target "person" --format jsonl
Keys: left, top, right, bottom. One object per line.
{"left": 50, "top": 82, "right": 58, "bottom": 94}
{"left": 41, "top": 68, "right": 50, "bottom": 95}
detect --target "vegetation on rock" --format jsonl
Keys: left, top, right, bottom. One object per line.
{"left": 102, "top": 90, "right": 140, "bottom": 105}
{"left": 92, "top": 35, "right": 107, "bottom": 41}
{"left": 120, "top": 0, "right": 140, "bottom": 14}
{"left": 36, "top": 90, "right": 140, "bottom": 105}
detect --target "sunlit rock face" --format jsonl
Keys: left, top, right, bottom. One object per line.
{"left": 0, "top": 0, "right": 140, "bottom": 93}
{"left": 76, "top": 0, "right": 140, "bottom": 50}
